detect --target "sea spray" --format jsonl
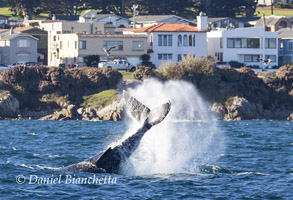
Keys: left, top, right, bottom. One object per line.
{"left": 119, "top": 79, "right": 225, "bottom": 175}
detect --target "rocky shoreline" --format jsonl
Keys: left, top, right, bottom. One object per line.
{"left": 0, "top": 64, "right": 292, "bottom": 121}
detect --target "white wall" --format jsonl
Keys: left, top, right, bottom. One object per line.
{"left": 207, "top": 27, "right": 279, "bottom": 68}
{"left": 150, "top": 31, "right": 207, "bottom": 68}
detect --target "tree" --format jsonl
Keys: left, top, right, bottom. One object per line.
{"left": 84, "top": 55, "right": 100, "bottom": 66}
{"left": 8, "top": 0, "right": 40, "bottom": 19}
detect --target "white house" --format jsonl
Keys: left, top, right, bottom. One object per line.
{"left": 130, "top": 15, "right": 196, "bottom": 28}
{"left": 124, "top": 14, "right": 208, "bottom": 67}
{"left": 207, "top": 27, "right": 279, "bottom": 68}
{"left": 79, "top": 11, "right": 130, "bottom": 28}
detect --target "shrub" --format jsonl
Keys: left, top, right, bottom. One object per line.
{"left": 140, "top": 54, "right": 150, "bottom": 62}
{"left": 229, "top": 60, "right": 244, "bottom": 68}
{"left": 83, "top": 55, "right": 100, "bottom": 66}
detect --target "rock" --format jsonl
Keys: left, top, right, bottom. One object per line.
{"left": 210, "top": 102, "right": 227, "bottom": 120}
{"left": 97, "top": 101, "right": 123, "bottom": 121}
{"left": 287, "top": 113, "right": 293, "bottom": 121}
{"left": 0, "top": 90, "right": 20, "bottom": 118}
{"left": 224, "top": 96, "right": 261, "bottom": 120}
{"left": 133, "top": 66, "right": 155, "bottom": 81}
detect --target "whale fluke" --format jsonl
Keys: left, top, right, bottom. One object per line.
{"left": 63, "top": 91, "right": 171, "bottom": 174}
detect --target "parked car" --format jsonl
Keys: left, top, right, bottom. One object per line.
{"left": 0, "top": 63, "right": 9, "bottom": 71}
{"left": 23, "top": 62, "right": 39, "bottom": 67}
{"left": 216, "top": 61, "right": 230, "bottom": 68}
{"left": 98, "top": 59, "right": 136, "bottom": 72}
{"left": 138, "top": 62, "right": 156, "bottom": 70}
{"left": 8, "top": 62, "right": 25, "bottom": 68}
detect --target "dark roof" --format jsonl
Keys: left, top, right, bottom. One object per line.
{"left": 55, "top": 15, "right": 79, "bottom": 21}
{"left": 207, "top": 17, "right": 229, "bottom": 23}
{"left": 129, "top": 15, "right": 173, "bottom": 22}
{"left": 278, "top": 28, "right": 293, "bottom": 39}
{"left": 236, "top": 17, "right": 261, "bottom": 22}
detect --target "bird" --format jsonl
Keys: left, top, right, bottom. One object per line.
{"left": 102, "top": 46, "right": 116, "bottom": 56}
{"left": 257, "top": 58, "right": 272, "bottom": 65}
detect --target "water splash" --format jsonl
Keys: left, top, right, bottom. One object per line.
{"left": 120, "top": 79, "right": 225, "bottom": 176}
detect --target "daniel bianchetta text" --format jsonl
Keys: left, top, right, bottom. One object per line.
{"left": 16, "top": 175, "right": 117, "bottom": 185}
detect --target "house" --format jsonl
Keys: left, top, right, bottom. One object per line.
{"left": 130, "top": 15, "right": 196, "bottom": 28}
{"left": 39, "top": 20, "right": 104, "bottom": 66}
{"left": 54, "top": 34, "right": 147, "bottom": 67}
{"left": 254, "top": 17, "right": 291, "bottom": 31}
{"left": 207, "top": 27, "right": 279, "bottom": 69}
{"left": 278, "top": 28, "right": 293, "bottom": 65}
{"left": 207, "top": 17, "right": 245, "bottom": 30}
{"left": 14, "top": 27, "right": 48, "bottom": 65}
{"left": 0, "top": 29, "right": 38, "bottom": 65}
{"left": 124, "top": 14, "right": 208, "bottom": 67}
{"left": 79, "top": 11, "right": 130, "bottom": 28}
{"left": 0, "top": 15, "right": 9, "bottom": 29}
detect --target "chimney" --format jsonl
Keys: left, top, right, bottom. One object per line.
{"left": 52, "top": 15, "right": 56, "bottom": 21}
{"left": 197, "top": 12, "right": 207, "bottom": 31}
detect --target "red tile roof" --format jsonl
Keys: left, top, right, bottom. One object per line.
{"left": 77, "top": 34, "right": 147, "bottom": 38}
{"left": 124, "top": 23, "right": 208, "bottom": 32}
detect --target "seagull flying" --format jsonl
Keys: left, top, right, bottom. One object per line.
{"left": 102, "top": 46, "right": 116, "bottom": 56}
{"left": 257, "top": 58, "right": 272, "bottom": 65}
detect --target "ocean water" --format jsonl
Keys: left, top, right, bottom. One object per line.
{"left": 0, "top": 120, "right": 292, "bottom": 199}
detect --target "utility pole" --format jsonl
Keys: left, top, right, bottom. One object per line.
{"left": 132, "top": 4, "right": 139, "bottom": 29}
{"left": 271, "top": 0, "right": 274, "bottom": 16}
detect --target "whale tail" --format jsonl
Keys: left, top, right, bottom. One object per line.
{"left": 123, "top": 90, "right": 171, "bottom": 126}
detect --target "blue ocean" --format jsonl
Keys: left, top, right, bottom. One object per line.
{"left": 0, "top": 120, "right": 292, "bottom": 199}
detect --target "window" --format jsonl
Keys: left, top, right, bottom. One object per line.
{"left": 178, "top": 54, "right": 187, "bottom": 62}
{"left": 244, "top": 55, "right": 260, "bottom": 62}
{"left": 75, "top": 41, "right": 77, "bottom": 49}
{"left": 227, "top": 38, "right": 260, "bottom": 48}
{"left": 189, "top": 35, "right": 193, "bottom": 46}
{"left": 183, "top": 35, "right": 187, "bottom": 46}
{"left": 220, "top": 38, "right": 223, "bottom": 48}
{"left": 18, "top": 39, "right": 29, "bottom": 47}
{"left": 158, "top": 53, "right": 173, "bottom": 61}
{"left": 178, "top": 35, "right": 182, "bottom": 47}
{"left": 78, "top": 57, "right": 84, "bottom": 62}
{"left": 193, "top": 35, "right": 196, "bottom": 47}
{"left": 227, "top": 38, "right": 234, "bottom": 48}
{"left": 288, "top": 41, "right": 293, "bottom": 51}
{"left": 79, "top": 40, "right": 86, "bottom": 49}
{"left": 103, "top": 41, "right": 123, "bottom": 50}
{"left": 53, "top": 36, "right": 56, "bottom": 41}
{"left": 265, "top": 55, "right": 276, "bottom": 62}
{"left": 67, "top": 41, "right": 70, "bottom": 48}
{"left": 265, "top": 38, "right": 276, "bottom": 49}
{"left": 158, "top": 35, "right": 172, "bottom": 46}
{"left": 133, "top": 41, "right": 143, "bottom": 51}
{"left": 60, "top": 41, "right": 62, "bottom": 50}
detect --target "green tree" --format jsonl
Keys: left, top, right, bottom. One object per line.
{"left": 84, "top": 55, "right": 100, "bottom": 66}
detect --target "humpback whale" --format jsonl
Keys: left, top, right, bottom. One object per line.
{"left": 63, "top": 91, "right": 171, "bottom": 174}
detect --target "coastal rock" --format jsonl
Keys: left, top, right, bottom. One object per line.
{"left": 133, "top": 67, "right": 155, "bottom": 81}
{"left": 97, "top": 101, "right": 123, "bottom": 121}
{"left": 224, "top": 96, "right": 262, "bottom": 120}
{"left": 0, "top": 90, "right": 20, "bottom": 118}
{"left": 210, "top": 102, "right": 227, "bottom": 120}
{"left": 287, "top": 113, "right": 293, "bottom": 121}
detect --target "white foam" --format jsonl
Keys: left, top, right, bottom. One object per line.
{"left": 120, "top": 79, "right": 225, "bottom": 176}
